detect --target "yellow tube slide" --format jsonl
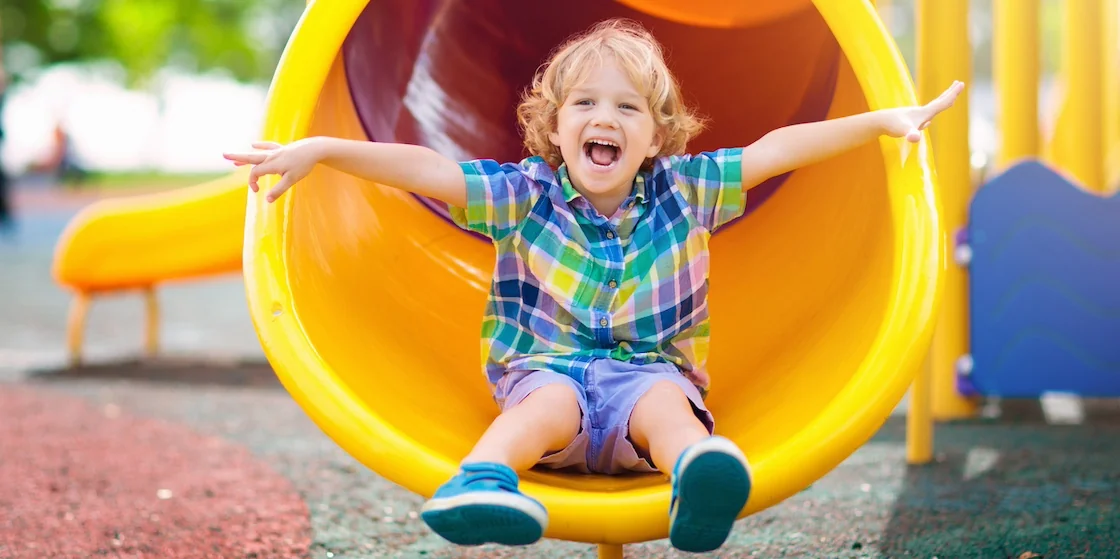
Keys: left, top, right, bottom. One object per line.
{"left": 245, "top": 0, "right": 943, "bottom": 546}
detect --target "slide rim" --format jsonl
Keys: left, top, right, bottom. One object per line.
{"left": 242, "top": 0, "right": 945, "bottom": 545}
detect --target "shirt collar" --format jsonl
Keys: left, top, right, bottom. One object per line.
{"left": 556, "top": 163, "right": 649, "bottom": 205}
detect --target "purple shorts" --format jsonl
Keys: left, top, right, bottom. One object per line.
{"left": 492, "top": 359, "right": 714, "bottom": 475}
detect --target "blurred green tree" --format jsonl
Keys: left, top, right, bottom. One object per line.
{"left": 1, "top": 0, "right": 304, "bottom": 87}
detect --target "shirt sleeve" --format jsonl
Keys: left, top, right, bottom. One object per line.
{"left": 667, "top": 147, "right": 746, "bottom": 233}
{"left": 448, "top": 158, "right": 540, "bottom": 241}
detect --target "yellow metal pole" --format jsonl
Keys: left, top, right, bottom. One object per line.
{"left": 598, "top": 544, "right": 624, "bottom": 559}
{"left": 66, "top": 292, "right": 92, "bottom": 368}
{"left": 905, "top": 358, "right": 933, "bottom": 464}
{"left": 993, "top": 0, "right": 1040, "bottom": 169}
{"left": 1063, "top": 0, "right": 1105, "bottom": 192}
{"left": 1104, "top": 0, "right": 1120, "bottom": 191}
{"left": 906, "top": 0, "right": 936, "bottom": 466}
{"left": 143, "top": 286, "right": 160, "bottom": 358}
{"left": 917, "top": 0, "right": 978, "bottom": 423}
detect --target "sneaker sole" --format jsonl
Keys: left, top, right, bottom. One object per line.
{"left": 669, "top": 439, "right": 752, "bottom": 553}
{"left": 420, "top": 491, "right": 547, "bottom": 546}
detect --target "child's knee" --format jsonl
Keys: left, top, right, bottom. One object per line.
{"left": 632, "top": 378, "right": 713, "bottom": 435}
{"left": 512, "top": 382, "right": 584, "bottom": 449}
{"left": 639, "top": 380, "right": 692, "bottom": 411}
{"left": 516, "top": 381, "right": 582, "bottom": 420}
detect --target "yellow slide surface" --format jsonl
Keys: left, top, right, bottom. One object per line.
{"left": 52, "top": 168, "right": 249, "bottom": 293}
{"left": 239, "top": 0, "right": 946, "bottom": 547}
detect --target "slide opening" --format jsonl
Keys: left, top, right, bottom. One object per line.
{"left": 279, "top": 0, "right": 893, "bottom": 496}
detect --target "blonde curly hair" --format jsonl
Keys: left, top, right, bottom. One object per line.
{"left": 517, "top": 19, "right": 705, "bottom": 168}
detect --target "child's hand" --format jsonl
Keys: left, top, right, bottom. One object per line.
{"left": 223, "top": 138, "right": 322, "bottom": 202}
{"left": 879, "top": 80, "right": 965, "bottom": 143}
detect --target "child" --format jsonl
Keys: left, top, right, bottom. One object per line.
{"left": 225, "top": 18, "right": 963, "bottom": 553}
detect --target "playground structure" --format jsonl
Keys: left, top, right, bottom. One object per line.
{"left": 46, "top": 0, "right": 1120, "bottom": 557}
{"left": 900, "top": 0, "right": 1120, "bottom": 466}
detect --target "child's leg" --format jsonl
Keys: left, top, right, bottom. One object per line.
{"left": 461, "top": 381, "right": 582, "bottom": 471}
{"left": 627, "top": 380, "right": 710, "bottom": 472}
{"left": 629, "top": 380, "right": 751, "bottom": 553}
{"left": 421, "top": 371, "right": 585, "bottom": 547}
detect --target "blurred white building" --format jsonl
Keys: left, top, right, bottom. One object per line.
{"left": 0, "top": 61, "right": 1068, "bottom": 179}
{"left": 2, "top": 64, "right": 269, "bottom": 176}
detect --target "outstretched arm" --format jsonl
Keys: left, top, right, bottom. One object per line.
{"left": 223, "top": 137, "right": 467, "bottom": 207}
{"left": 739, "top": 80, "right": 964, "bottom": 191}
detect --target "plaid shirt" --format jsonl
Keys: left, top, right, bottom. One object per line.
{"left": 449, "top": 148, "right": 744, "bottom": 397}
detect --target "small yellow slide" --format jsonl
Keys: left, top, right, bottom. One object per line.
{"left": 54, "top": 0, "right": 947, "bottom": 552}
{"left": 52, "top": 168, "right": 249, "bottom": 292}
{"left": 51, "top": 169, "right": 249, "bottom": 362}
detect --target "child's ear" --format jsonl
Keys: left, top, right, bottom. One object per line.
{"left": 548, "top": 130, "right": 561, "bottom": 147}
{"left": 646, "top": 127, "right": 666, "bottom": 157}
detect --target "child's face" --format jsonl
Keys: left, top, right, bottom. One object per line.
{"left": 549, "top": 56, "right": 664, "bottom": 208}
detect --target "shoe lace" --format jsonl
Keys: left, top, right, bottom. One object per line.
{"left": 460, "top": 463, "right": 520, "bottom": 493}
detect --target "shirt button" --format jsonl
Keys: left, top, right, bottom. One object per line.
{"left": 599, "top": 317, "right": 608, "bottom": 327}
{"left": 605, "top": 230, "right": 615, "bottom": 239}
{"left": 608, "top": 279, "right": 617, "bottom": 289}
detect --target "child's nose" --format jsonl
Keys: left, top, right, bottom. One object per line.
{"left": 590, "top": 109, "right": 619, "bottom": 128}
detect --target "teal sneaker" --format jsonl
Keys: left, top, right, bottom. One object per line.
{"left": 668, "top": 436, "right": 752, "bottom": 552}
{"left": 420, "top": 462, "right": 547, "bottom": 546}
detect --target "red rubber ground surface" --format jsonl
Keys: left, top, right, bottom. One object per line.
{"left": 0, "top": 386, "right": 311, "bottom": 558}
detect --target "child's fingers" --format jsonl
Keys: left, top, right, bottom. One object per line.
{"left": 266, "top": 173, "right": 296, "bottom": 203}
{"left": 248, "top": 161, "right": 281, "bottom": 192}
{"left": 252, "top": 141, "right": 282, "bottom": 150}
{"left": 223, "top": 151, "right": 267, "bottom": 165}
{"left": 926, "top": 81, "right": 962, "bottom": 114}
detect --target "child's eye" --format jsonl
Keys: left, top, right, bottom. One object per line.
{"left": 620, "top": 103, "right": 638, "bottom": 111}
{"left": 576, "top": 99, "right": 593, "bottom": 106}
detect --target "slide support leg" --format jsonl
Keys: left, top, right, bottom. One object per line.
{"left": 598, "top": 544, "right": 624, "bottom": 559}
{"left": 143, "top": 286, "right": 160, "bottom": 358}
{"left": 66, "top": 292, "right": 91, "bottom": 368}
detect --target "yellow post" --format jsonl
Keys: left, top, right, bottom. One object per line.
{"left": 143, "top": 286, "right": 160, "bottom": 358}
{"left": 1062, "top": 0, "right": 1105, "bottom": 192}
{"left": 598, "top": 544, "right": 624, "bottom": 559}
{"left": 66, "top": 292, "right": 92, "bottom": 368}
{"left": 1104, "top": 0, "right": 1120, "bottom": 191}
{"left": 917, "top": 0, "right": 977, "bottom": 423}
{"left": 878, "top": 0, "right": 935, "bottom": 467}
{"left": 905, "top": 356, "right": 933, "bottom": 464}
{"left": 993, "top": 0, "right": 1040, "bottom": 169}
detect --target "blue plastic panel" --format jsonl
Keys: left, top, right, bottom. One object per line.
{"left": 968, "top": 160, "right": 1120, "bottom": 397}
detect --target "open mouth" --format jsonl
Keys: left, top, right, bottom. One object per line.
{"left": 584, "top": 139, "right": 620, "bottom": 169}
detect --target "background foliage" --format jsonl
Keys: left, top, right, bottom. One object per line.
{"left": 2, "top": 0, "right": 304, "bottom": 87}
